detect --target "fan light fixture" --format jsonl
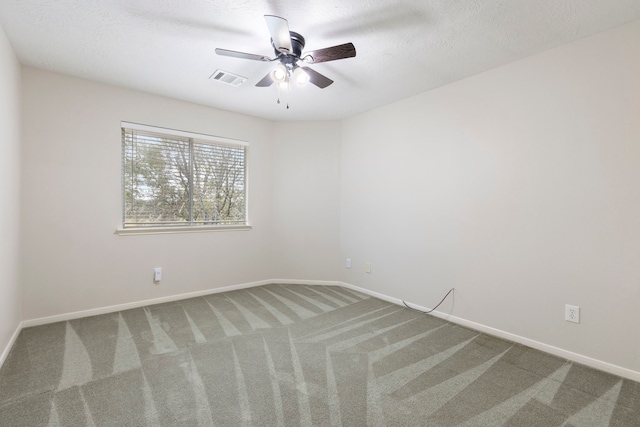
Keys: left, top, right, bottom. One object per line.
{"left": 270, "top": 65, "right": 308, "bottom": 89}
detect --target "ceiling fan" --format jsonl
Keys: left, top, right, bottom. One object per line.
{"left": 215, "top": 15, "right": 356, "bottom": 90}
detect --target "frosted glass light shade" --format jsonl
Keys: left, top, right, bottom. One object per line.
{"left": 293, "top": 67, "right": 309, "bottom": 85}
{"left": 271, "top": 64, "right": 287, "bottom": 82}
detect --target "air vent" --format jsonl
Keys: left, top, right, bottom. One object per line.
{"left": 209, "top": 69, "right": 247, "bottom": 86}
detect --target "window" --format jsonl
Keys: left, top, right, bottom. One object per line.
{"left": 121, "top": 122, "right": 248, "bottom": 231}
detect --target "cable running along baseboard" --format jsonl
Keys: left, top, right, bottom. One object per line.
{"left": 403, "top": 288, "right": 454, "bottom": 314}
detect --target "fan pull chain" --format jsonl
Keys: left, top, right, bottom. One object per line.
{"left": 275, "top": 84, "right": 290, "bottom": 109}
{"left": 285, "top": 85, "right": 290, "bottom": 109}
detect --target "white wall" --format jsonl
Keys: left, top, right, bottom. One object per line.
{"left": 21, "top": 68, "right": 276, "bottom": 320}
{"left": 340, "top": 19, "right": 640, "bottom": 374}
{"left": 0, "top": 25, "right": 21, "bottom": 359}
{"left": 272, "top": 121, "right": 341, "bottom": 280}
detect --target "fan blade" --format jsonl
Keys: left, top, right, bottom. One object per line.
{"left": 301, "top": 67, "right": 333, "bottom": 88}
{"left": 215, "top": 48, "right": 272, "bottom": 62}
{"left": 256, "top": 72, "right": 274, "bottom": 87}
{"left": 264, "top": 15, "right": 293, "bottom": 54}
{"left": 304, "top": 43, "right": 356, "bottom": 64}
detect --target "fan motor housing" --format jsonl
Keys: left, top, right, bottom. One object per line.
{"left": 272, "top": 31, "right": 305, "bottom": 58}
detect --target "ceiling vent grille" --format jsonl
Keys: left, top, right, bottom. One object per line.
{"left": 209, "top": 69, "right": 247, "bottom": 86}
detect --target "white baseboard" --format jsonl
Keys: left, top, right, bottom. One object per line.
{"left": 22, "top": 279, "right": 273, "bottom": 328}
{"left": 272, "top": 279, "right": 342, "bottom": 286}
{"left": 0, "top": 322, "right": 23, "bottom": 370}
{"left": 17, "top": 278, "right": 640, "bottom": 383}
{"left": 337, "top": 281, "right": 640, "bottom": 383}
{"left": 20, "top": 279, "right": 339, "bottom": 328}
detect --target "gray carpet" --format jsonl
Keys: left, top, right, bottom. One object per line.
{"left": 0, "top": 284, "right": 638, "bottom": 426}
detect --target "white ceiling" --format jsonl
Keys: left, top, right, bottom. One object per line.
{"left": 2, "top": 1, "right": 640, "bottom": 121}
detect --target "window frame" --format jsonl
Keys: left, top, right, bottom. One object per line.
{"left": 117, "top": 121, "right": 250, "bottom": 235}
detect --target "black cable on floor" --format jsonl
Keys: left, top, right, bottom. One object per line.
{"left": 402, "top": 288, "right": 454, "bottom": 314}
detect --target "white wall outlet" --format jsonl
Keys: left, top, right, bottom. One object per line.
{"left": 346, "top": 258, "right": 352, "bottom": 269}
{"left": 365, "top": 262, "right": 371, "bottom": 274}
{"left": 565, "top": 304, "right": 580, "bottom": 323}
{"left": 154, "top": 267, "right": 162, "bottom": 283}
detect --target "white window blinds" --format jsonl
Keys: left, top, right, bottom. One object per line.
{"left": 121, "top": 122, "right": 247, "bottom": 228}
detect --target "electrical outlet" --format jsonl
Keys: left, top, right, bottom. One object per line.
{"left": 346, "top": 258, "right": 352, "bottom": 269}
{"left": 365, "top": 262, "right": 371, "bottom": 274}
{"left": 565, "top": 304, "right": 580, "bottom": 323}
{"left": 154, "top": 267, "right": 162, "bottom": 283}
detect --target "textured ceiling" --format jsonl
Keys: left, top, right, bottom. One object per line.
{"left": 1, "top": 1, "right": 640, "bottom": 121}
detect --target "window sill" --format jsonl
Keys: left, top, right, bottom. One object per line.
{"left": 115, "top": 225, "right": 252, "bottom": 236}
